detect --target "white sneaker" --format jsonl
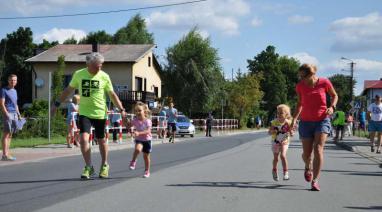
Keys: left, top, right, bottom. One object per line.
{"left": 283, "top": 171, "right": 290, "bottom": 180}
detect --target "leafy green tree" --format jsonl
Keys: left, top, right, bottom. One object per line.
{"left": 329, "top": 74, "right": 356, "bottom": 111}
{"left": 1, "top": 27, "right": 34, "bottom": 106}
{"left": 79, "top": 30, "right": 113, "bottom": 44}
{"left": 225, "top": 73, "right": 263, "bottom": 127}
{"left": 278, "top": 56, "right": 300, "bottom": 108}
{"left": 113, "top": 14, "right": 154, "bottom": 44}
{"left": 163, "top": 28, "right": 223, "bottom": 116}
{"left": 36, "top": 39, "right": 59, "bottom": 49}
{"left": 52, "top": 55, "right": 65, "bottom": 101}
{"left": 247, "top": 46, "right": 288, "bottom": 123}
{"left": 63, "top": 36, "right": 78, "bottom": 44}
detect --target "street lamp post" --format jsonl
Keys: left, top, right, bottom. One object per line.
{"left": 341, "top": 57, "right": 356, "bottom": 101}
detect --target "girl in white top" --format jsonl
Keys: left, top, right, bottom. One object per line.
{"left": 268, "top": 104, "right": 293, "bottom": 181}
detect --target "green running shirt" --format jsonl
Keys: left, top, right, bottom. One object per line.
{"left": 69, "top": 68, "right": 113, "bottom": 119}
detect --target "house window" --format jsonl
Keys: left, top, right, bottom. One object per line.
{"left": 154, "top": 86, "right": 159, "bottom": 97}
{"left": 148, "top": 56, "right": 151, "bottom": 67}
{"left": 135, "top": 77, "right": 143, "bottom": 91}
{"left": 64, "top": 75, "right": 72, "bottom": 88}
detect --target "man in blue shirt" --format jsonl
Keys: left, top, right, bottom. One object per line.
{"left": 0, "top": 74, "right": 21, "bottom": 161}
{"left": 166, "top": 102, "right": 178, "bottom": 143}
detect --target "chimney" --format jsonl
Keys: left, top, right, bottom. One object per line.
{"left": 92, "top": 42, "right": 99, "bottom": 52}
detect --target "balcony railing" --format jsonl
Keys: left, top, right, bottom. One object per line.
{"left": 117, "top": 90, "right": 156, "bottom": 104}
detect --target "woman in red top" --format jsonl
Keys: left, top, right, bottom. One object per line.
{"left": 291, "top": 64, "right": 338, "bottom": 191}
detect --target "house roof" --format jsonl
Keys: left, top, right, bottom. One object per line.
{"left": 26, "top": 44, "right": 156, "bottom": 63}
{"left": 361, "top": 80, "right": 382, "bottom": 95}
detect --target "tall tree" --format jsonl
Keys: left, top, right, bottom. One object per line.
{"left": 79, "top": 30, "right": 113, "bottom": 44}
{"left": 278, "top": 56, "right": 300, "bottom": 109}
{"left": 36, "top": 39, "right": 59, "bottom": 49}
{"left": 247, "top": 46, "right": 288, "bottom": 122}
{"left": 53, "top": 55, "right": 65, "bottom": 101}
{"left": 225, "top": 73, "right": 263, "bottom": 126}
{"left": 329, "top": 74, "right": 356, "bottom": 111}
{"left": 113, "top": 14, "right": 154, "bottom": 44}
{"left": 163, "top": 28, "right": 223, "bottom": 116}
{"left": 1, "top": 27, "right": 34, "bottom": 106}
{"left": 63, "top": 36, "right": 78, "bottom": 44}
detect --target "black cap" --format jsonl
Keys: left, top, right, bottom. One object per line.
{"left": 376, "top": 94, "right": 380, "bottom": 99}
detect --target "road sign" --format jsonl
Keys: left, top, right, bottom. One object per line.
{"left": 354, "top": 101, "right": 361, "bottom": 109}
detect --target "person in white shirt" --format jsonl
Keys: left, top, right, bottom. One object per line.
{"left": 367, "top": 95, "right": 382, "bottom": 153}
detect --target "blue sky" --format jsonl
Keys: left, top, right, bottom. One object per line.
{"left": 1, "top": 0, "right": 382, "bottom": 95}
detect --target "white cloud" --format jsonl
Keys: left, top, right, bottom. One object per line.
{"left": 290, "top": 52, "right": 319, "bottom": 66}
{"left": 288, "top": 15, "right": 314, "bottom": 24}
{"left": 320, "top": 58, "right": 382, "bottom": 95}
{"left": 250, "top": 17, "right": 263, "bottom": 27}
{"left": 0, "top": 0, "right": 91, "bottom": 15}
{"left": 146, "top": 0, "right": 250, "bottom": 36}
{"left": 35, "top": 28, "right": 87, "bottom": 44}
{"left": 257, "top": 3, "right": 298, "bottom": 15}
{"left": 330, "top": 12, "right": 382, "bottom": 52}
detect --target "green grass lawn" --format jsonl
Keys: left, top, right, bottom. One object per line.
{"left": 6, "top": 136, "right": 66, "bottom": 149}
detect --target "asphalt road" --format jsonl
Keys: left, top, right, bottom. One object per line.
{"left": 1, "top": 132, "right": 381, "bottom": 212}
{"left": 0, "top": 132, "right": 266, "bottom": 212}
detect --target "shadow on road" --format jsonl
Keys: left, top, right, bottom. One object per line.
{"left": 344, "top": 206, "right": 382, "bottom": 210}
{"left": 166, "top": 181, "right": 305, "bottom": 190}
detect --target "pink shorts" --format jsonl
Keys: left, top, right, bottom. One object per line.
{"left": 271, "top": 142, "right": 289, "bottom": 154}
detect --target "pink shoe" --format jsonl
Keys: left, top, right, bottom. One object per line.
{"left": 143, "top": 170, "right": 150, "bottom": 178}
{"left": 311, "top": 180, "right": 320, "bottom": 191}
{"left": 304, "top": 168, "right": 312, "bottom": 182}
{"left": 129, "top": 161, "right": 136, "bottom": 170}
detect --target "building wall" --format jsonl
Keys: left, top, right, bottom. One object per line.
{"left": 31, "top": 54, "right": 161, "bottom": 102}
{"left": 366, "top": 88, "right": 382, "bottom": 106}
{"left": 32, "top": 62, "right": 133, "bottom": 101}
{"left": 132, "top": 52, "right": 162, "bottom": 98}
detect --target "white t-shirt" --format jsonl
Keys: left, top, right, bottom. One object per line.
{"left": 368, "top": 102, "right": 382, "bottom": 121}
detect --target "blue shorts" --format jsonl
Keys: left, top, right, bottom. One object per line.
{"left": 368, "top": 120, "right": 382, "bottom": 132}
{"left": 299, "top": 118, "right": 331, "bottom": 139}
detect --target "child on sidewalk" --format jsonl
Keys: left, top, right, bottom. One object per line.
{"left": 268, "top": 104, "right": 292, "bottom": 181}
{"left": 129, "top": 102, "right": 152, "bottom": 178}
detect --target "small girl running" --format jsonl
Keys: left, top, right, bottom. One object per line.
{"left": 268, "top": 104, "right": 292, "bottom": 181}
{"left": 129, "top": 102, "right": 152, "bottom": 178}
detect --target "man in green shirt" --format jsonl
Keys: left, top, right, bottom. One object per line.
{"left": 333, "top": 110, "right": 345, "bottom": 142}
{"left": 52, "top": 52, "right": 126, "bottom": 179}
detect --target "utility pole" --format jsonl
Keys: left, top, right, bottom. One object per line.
{"left": 341, "top": 57, "right": 356, "bottom": 101}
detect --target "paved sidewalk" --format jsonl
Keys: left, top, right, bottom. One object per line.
{"left": 332, "top": 135, "right": 382, "bottom": 165}
{"left": 0, "top": 129, "right": 260, "bottom": 167}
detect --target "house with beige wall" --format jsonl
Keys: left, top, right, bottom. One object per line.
{"left": 26, "top": 44, "right": 162, "bottom": 109}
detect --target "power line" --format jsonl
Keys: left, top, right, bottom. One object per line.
{"left": 0, "top": 0, "right": 208, "bottom": 20}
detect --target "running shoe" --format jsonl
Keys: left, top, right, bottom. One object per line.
{"left": 129, "top": 161, "right": 136, "bottom": 170}
{"left": 371, "top": 146, "right": 375, "bottom": 152}
{"left": 143, "top": 170, "right": 150, "bottom": 178}
{"left": 99, "top": 164, "right": 109, "bottom": 178}
{"left": 272, "top": 169, "right": 279, "bottom": 181}
{"left": 304, "top": 168, "right": 313, "bottom": 182}
{"left": 283, "top": 171, "right": 290, "bottom": 180}
{"left": 81, "top": 166, "right": 95, "bottom": 179}
{"left": 311, "top": 180, "right": 320, "bottom": 191}
{"left": 1, "top": 155, "right": 16, "bottom": 161}
{"left": 376, "top": 149, "right": 381, "bottom": 154}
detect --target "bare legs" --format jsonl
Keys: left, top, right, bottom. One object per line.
{"left": 301, "top": 132, "right": 327, "bottom": 181}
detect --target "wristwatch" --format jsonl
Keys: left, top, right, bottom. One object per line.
{"left": 331, "top": 105, "right": 336, "bottom": 110}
